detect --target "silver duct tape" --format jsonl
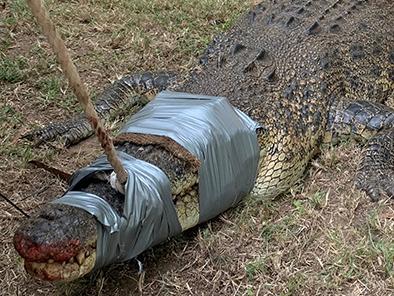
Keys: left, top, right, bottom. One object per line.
{"left": 120, "top": 91, "right": 260, "bottom": 223}
{"left": 53, "top": 90, "right": 260, "bottom": 268}
{"left": 54, "top": 151, "right": 182, "bottom": 268}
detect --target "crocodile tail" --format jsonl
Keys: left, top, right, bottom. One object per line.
{"left": 23, "top": 72, "right": 177, "bottom": 146}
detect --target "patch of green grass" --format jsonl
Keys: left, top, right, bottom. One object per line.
{"left": 366, "top": 208, "right": 382, "bottom": 235}
{"left": 0, "top": 37, "right": 12, "bottom": 52}
{"left": 10, "top": 0, "right": 29, "bottom": 19}
{"left": 0, "top": 104, "right": 29, "bottom": 163}
{"left": 245, "top": 257, "right": 266, "bottom": 280}
{"left": 245, "top": 287, "right": 254, "bottom": 296}
{"left": 326, "top": 228, "right": 343, "bottom": 248}
{"left": 309, "top": 190, "right": 326, "bottom": 210}
{"left": 3, "top": 0, "right": 30, "bottom": 27}
{"left": 232, "top": 194, "right": 276, "bottom": 224}
{"left": 260, "top": 214, "right": 297, "bottom": 242}
{"left": 366, "top": 210, "right": 394, "bottom": 277}
{"left": 0, "top": 56, "right": 27, "bottom": 83}
{"left": 37, "top": 77, "right": 77, "bottom": 110}
{"left": 29, "top": 43, "right": 46, "bottom": 57}
{"left": 373, "top": 241, "right": 394, "bottom": 277}
{"left": 200, "top": 223, "right": 214, "bottom": 241}
{"left": 292, "top": 199, "right": 306, "bottom": 215}
{"left": 260, "top": 220, "right": 282, "bottom": 241}
{"left": 322, "top": 224, "right": 394, "bottom": 287}
{"left": 29, "top": 43, "right": 53, "bottom": 64}
{"left": 38, "top": 77, "right": 62, "bottom": 101}
{"left": 280, "top": 273, "right": 307, "bottom": 296}
{"left": 335, "top": 248, "right": 364, "bottom": 279}
{"left": 0, "top": 138, "right": 35, "bottom": 165}
{"left": 0, "top": 105, "right": 23, "bottom": 126}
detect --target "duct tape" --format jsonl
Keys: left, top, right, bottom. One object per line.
{"left": 53, "top": 151, "right": 182, "bottom": 268}
{"left": 54, "top": 91, "right": 260, "bottom": 268}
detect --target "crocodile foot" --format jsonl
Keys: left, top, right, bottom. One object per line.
{"left": 355, "top": 128, "right": 394, "bottom": 201}
{"left": 23, "top": 72, "right": 176, "bottom": 146}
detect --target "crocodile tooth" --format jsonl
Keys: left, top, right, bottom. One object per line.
{"left": 63, "top": 271, "right": 71, "bottom": 279}
{"left": 48, "top": 259, "right": 54, "bottom": 264}
{"left": 85, "top": 250, "right": 90, "bottom": 257}
{"left": 76, "top": 252, "right": 85, "bottom": 265}
{"left": 69, "top": 257, "right": 74, "bottom": 264}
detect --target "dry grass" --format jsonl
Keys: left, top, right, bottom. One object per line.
{"left": 1, "top": 0, "right": 393, "bottom": 295}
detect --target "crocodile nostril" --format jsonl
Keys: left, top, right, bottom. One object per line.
{"left": 38, "top": 209, "right": 63, "bottom": 220}
{"left": 39, "top": 213, "right": 55, "bottom": 220}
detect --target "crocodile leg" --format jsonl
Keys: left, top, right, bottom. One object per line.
{"left": 23, "top": 72, "right": 177, "bottom": 146}
{"left": 355, "top": 128, "right": 394, "bottom": 201}
{"left": 327, "top": 100, "right": 394, "bottom": 201}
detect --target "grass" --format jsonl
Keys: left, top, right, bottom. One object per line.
{"left": 245, "top": 257, "right": 267, "bottom": 280}
{"left": 0, "top": 104, "right": 23, "bottom": 126}
{"left": 36, "top": 77, "right": 77, "bottom": 110}
{"left": 1, "top": 0, "right": 393, "bottom": 295}
{"left": 0, "top": 56, "right": 27, "bottom": 83}
{"left": 2, "top": 0, "right": 30, "bottom": 27}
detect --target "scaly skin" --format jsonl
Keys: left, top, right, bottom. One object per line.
{"left": 14, "top": 0, "right": 394, "bottom": 281}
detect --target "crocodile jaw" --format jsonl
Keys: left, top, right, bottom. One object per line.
{"left": 13, "top": 204, "right": 98, "bottom": 281}
{"left": 23, "top": 249, "right": 96, "bottom": 281}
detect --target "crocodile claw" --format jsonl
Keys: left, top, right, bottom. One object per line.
{"left": 355, "top": 174, "right": 394, "bottom": 202}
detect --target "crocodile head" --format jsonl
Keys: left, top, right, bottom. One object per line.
{"left": 13, "top": 203, "right": 97, "bottom": 281}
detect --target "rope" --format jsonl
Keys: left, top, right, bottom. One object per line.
{"left": 0, "top": 192, "right": 30, "bottom": 218}
{"left": 25, "top": 0, "right": 128, "bottom": 184}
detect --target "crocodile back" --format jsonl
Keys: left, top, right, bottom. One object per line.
{"left": 176, "top": 0, "right": 393, "bottom": 197}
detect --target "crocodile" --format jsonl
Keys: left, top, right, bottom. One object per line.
{"left": 14, "top": 0, "right": 394, "bottom": 282}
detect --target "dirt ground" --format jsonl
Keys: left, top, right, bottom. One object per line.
{"left": 0, "top": 1, "right": 393, "bottom": 295}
